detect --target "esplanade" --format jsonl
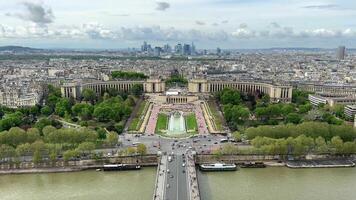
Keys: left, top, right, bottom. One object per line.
{"left": 61, "top": 77, "right": 293, "bottom": 102}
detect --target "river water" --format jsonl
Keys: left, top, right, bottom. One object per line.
{"left": 0, "top": 168, "right": 156, "bottom": 200}
{"left": 1, "top": 167, "right": 356, "bottom": 200}
{"left": 198, "top": 167, "right": 356, "bottom": 200}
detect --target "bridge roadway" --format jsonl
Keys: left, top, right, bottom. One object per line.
{"left": 153, "top": 150, "right": 200, "bottom": 200}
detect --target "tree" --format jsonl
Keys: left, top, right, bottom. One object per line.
{"left": 298, "top": 103, "right": 312, "bottom": 114}
{"left": 16, "top": 143, "right": 31, "bottom": 161}
{"left": 330, "top": 136, "right": 344, "bottom": 154}
{"left": 55, "top": 98, "right": 71, "bottom": 117}
{"left": 33, "top": 150, "right": 42, "bottom": 165}
{"left": 233, "top": 131, "right": 242, "bottom": 142}
{"left": 72, "top": 103, "right": 94, "bottom": 120}
{"left": 41, "top": 105, "right": 52, "bottom": 116}
{"left": 0, "top": 144, "right": 16, "bottom": 162}
{"left": 77, "top": 142, "right": 96, "bottom": 156}
{"left": 220, "top": 88, "right": 241, "bottom": 105}
{"left": 315, "top": 136, "right": 328, "bottom": 154}
{"left": 63, "top": 149, "right": 80, "bottom": 162}
{"left": 82, "top": 88, "right": 96, "bottom": 103}
{"left": 136, "top": 143, "right": 147, "bottom": 155}
{"left": 106, "top": 131, "right": 119, "bottom": 147}
{"left": 42, "top": 125, "right": 56, "bottom": 137}
{"left": 286, "top": 113, "right": 302, "bottom": 124}
{"left": 126, "top": 147, "right": 137, "bottom": 155}
{"left": 221, "top": 144, "right": 239, "bottom": 155}
{"left": 131, "top": 84, "right": 143, "bottom": 96}
{"left": 26, "top": 128, "right": 40, "bottom": 143}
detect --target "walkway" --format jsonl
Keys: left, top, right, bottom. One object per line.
{"left": 153, "top": 155, "right": 167, "bottom": 200}
{"left": 145, "top": 105, "right": 160, "bottom": 135}
{"left": 195, "top": 104, "right": 209, "bottom": 135}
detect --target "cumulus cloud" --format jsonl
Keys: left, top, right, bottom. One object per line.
{"left": 232, "top": 28, "right": 255, "bottom": 39}
{"left": 6, "top": 2, "right": 54, "bottom": 25}
{"left": 270, "top": 22, "right": 281, "bottom": 29}
{"left": 195, "top": 21, "right": 205, "bottom": 26}
{"left": 239, "top": 23, "right": 248, "bottom": 29}
{"left": 156, "top": 2, "right": 170, "bottom": 11}
{"left": 1, "top": 22, "right": 356, "bottom": 43}
{"left": 302, "top": 4, "right": 339, "bottom": 9}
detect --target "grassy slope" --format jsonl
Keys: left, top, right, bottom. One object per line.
{"left": 155, "top": 113, "right": 168, "bottom": 133}
{"left": 186, "top": 114, "right": 198, "bottom": 132}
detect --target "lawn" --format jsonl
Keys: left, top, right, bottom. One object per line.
{"left": 208, "top": 101, "right": 223, "bottom": 131}
{"left": 186, "top": 113, "right": 197, "bottom": 133}
{"left": 128, "top": 101, "right": 148, "bottom": 131}
{"left": 155, "top": 113, "right": 168, "bottom": 133}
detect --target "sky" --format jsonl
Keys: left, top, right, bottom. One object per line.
{"left": 0, "top": 0, "right": 356, "bottom": 49}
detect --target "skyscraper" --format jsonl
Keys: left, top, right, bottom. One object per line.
{"left": 337, "top": 46, "right": 346, "bottom": 60}
{"left": 183, "top": 44, "right": 191, "bottom": 55}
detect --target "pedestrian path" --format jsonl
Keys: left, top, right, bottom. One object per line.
{"left": 145, "top": 105, "right": 160, "bottom": 135}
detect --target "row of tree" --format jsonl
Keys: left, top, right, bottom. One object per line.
{"left": 215, "top": 135, "right": 356, "bottom": 156}
{"left": 245, "top": 121, "right": 356, "bottom": 142}
{"left": 111, "top": 71, "right": 148, "bottom": 80}
{"left": 250, "top": 135, "right": 356, "bottom": 155}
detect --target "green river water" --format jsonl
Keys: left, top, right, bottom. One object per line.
{"left": 1, "top": 167, "right": 356, "bottom": 200}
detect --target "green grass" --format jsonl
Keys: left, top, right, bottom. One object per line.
{"left": 128, "top": 101, "right": 148, "bottom": 131}
{"left": 186, "top": 114, "right": 197, "bottom": 133}
{"left": 155, "top": 113, "right": 168, "bottom": 133}
{"left": 208, "top": 101, "right": 223, "bottom": 131}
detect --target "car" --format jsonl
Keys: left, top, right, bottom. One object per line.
{"left": 182, "top": 170, "right": 185, "bottom": 173}
{"left": 208, "top": 139, "right": 211, "bottom": 142}
{"left": 167, "top": 169, "right": 170, "bottom": 173}
{"left": 170, "top": 175, "right": 174, "bottom": 178}
{"left": 174, "top": 140, "right": 178, "bottom": 142}
{"left": 182, "top": 163, "right": 186, "bottom": 167}
{"left": 214, "top": 142, "right": 218, "bottom": 144}
{"left": 168, "top": 156, "right": 172, "bottom": 162}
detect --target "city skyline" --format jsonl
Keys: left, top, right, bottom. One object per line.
{"left": 0, "top": 0, "right": 356, "bottom": 49}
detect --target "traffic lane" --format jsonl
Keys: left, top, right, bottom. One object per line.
{"left": 166, "top": 155, "right": 178, "bottom": 200}
{"left": 177, "top": 155, "right": 188, "bottom": 200}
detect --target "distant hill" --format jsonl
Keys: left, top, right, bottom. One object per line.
{"left": 0, "top": 46, "right": 42, "bottom": 52}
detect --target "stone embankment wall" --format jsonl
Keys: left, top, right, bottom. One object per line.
{"left": 0, "top": 155, "right": 158, "bottom": 174}
{"left": 195, "top": 154, "right": 356, "bottom": 164}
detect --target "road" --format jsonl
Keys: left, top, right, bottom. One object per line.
{"left": 120, "top": 133, "right": 231, "bottom": 154}
{"left": 165, "top": 151, "right": 188, "bottom": 200}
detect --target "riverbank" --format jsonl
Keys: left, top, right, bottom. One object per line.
{"left": 0, "top": 155, "right": 158, "bottom": 175}
{"left": 286, "top": 160, "right": 355, "bottom": 168}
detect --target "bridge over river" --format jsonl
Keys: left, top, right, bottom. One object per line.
{"left": 153, "top": 151, "right": 200, "bottom": 200}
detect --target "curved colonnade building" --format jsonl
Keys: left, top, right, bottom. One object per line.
{"left": 61, "top": 78, "right": 293, "bottom": 103}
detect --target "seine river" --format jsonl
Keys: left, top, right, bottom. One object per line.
{"left": 1, "top": 167, "right": 356, "bottom": 200}
{"left": 199, "top": 167, "right": 356, "bottom": 200}
{"left": 0, "top": 168, "right": 156, "bottom": 200}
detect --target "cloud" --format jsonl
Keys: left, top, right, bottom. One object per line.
{"left": 1, "top": 22, "right": 356, "bottom": 43}
{"left": 301, "top": 4, "right": 339, "bottom": 10}
{"left": 221, "top": 20, "right": 229, "bottom": 24}
{"left": 6, "top": 2, "right": 54, "bottom": 25}
{"left": 232, "top": 28, "right": 255, "bottom": 39}
{"left": 239, "top": 23, "right": 248, "bottom": 29}
{"left": 270, "top": 22, "right": 280, "bottom": 29}
{"left": 156, "top": 2, "right": 170, "bottom": 11}
{"left": 212, "top": 23, "right": 219, "bottom": 26}
{"left": 196, "top": 21, "right": 205, "bottom": 26}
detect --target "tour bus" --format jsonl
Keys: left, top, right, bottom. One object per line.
{"left": 132, "top": 142, "right": 142, "bottom": 146}
{"left": 220, "top": 138, "right": 229, "bottom": 143}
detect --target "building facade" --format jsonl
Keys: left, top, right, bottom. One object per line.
{"left": 61, "top": 78, "right": 293, "bottom": 103}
